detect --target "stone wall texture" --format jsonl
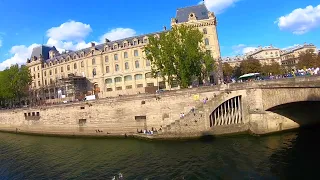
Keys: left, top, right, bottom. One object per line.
{"left": 1, "top": 76, "right": 320, "bottom": 139}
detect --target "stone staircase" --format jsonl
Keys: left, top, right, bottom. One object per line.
{"left": 160, "top": 92, "right": 225, "bottom": 134}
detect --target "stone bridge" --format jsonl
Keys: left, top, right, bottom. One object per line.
{"left": 163, "top": 76, "right": 320, "bottom": 136}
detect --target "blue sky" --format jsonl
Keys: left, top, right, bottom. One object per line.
{"left": 0, "top": 0, "right": 319, "bottom": 69}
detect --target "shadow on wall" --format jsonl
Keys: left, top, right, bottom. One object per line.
{"left": 266, "top": 94, "right": 320, "bottom": 127}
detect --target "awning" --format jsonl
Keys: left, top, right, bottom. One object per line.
{"left": 238, "top": 73, "right": 260, "bottom": 79}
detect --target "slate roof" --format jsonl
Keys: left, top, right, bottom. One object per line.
{"left": 41, "top": 30, "right": 168, "bottom": 63}
{"left": 176, "top": 4, "right": 209, "bottom": 23}
{"left": 30, "top": 45, "right": 56, "bottom": 60}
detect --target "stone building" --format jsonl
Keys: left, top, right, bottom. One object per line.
{"left": 26, "top": 3, "right": 221, "bottom": 102}
{"left": 245, "top": 45, "right": 281, "bottom": 65}
{"left": 280, "top": 43, "right": 317, "bottom": 69}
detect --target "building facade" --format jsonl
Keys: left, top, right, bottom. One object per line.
{"left": 26, "top": 4, "right": 221, "bottom": 102}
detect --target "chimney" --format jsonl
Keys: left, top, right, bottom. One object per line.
{"left": 163, "top": 26, "right": 167, "bottom": 31}
{"left": 91, "top": 42, "right": 95, "bottom": 47}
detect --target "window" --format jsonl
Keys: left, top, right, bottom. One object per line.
{"left": 105, "top": 78, "right": 112, "bottom": 84}
{"left": 67, "top": 57, "right": 70, "bottom": 61}
{"left": 92, "top": 58, "right": 95, "bottom": 65}
{"left": 203, "top": 28, "right": 207, "bottom": 34}
{"left": 265, "top": 52, "right": 268, "bottom": 55}
{"left": 107, "top": 88, "right": 113, "bottom": 91}
{"left": 92, "top": 68, "right": 97, "bottom": 76}
{"left": 50, "top": 78, "right": 53, "bottom": 84}
{"left": 74, "top": 55, "right": 77, "bottom": 59}
{"left": 125, "top": 62, "right": 129, "bottom": 70}
{"left": 134, "top": 74, "right": 143, "bottom": 80}
{"left": 38, "top": 73, "right": 40, "bottom": 78}
{"left": 137, "top": 84, "right": 143, "bottom": 88}
{"left": 115, "top": 77, "right": 122, "bottom": 83}
{"left": 61, "top": 67, "right": 64, "bottom": 72}
{"left": 114, "top": 54, "right": 118, "bottom": 61}
{"left": 205, "top": 38, "right": 209, "bottom": 45}
{"left": 124, "top": 52, "right": 128, "bottom": 58}
{"left": 67, "top": 65, "right": 70, "bottom": 71}
{"left": 124, "top": 75, "right": 132, "bottom": 81}
{"left": 113, "top": 44, "right": 117, "bottom": 49}
{"left": 116, "top": 87, "right": 122, "bottom": 91}
{"left": 49, "top": 70, "right": 52, "bottom": 75}
{"left": 134, "top": 50, "right": 139, "bottom": 56}
{"left": 105, "top": 56, "right": 109, "bottom": 63}
{"left": 124, "top": 43, "right": 127, "bottom": 47}
{"left": 37, "top": 66, "right": 39, "bottom": 70}
{"left": 38, "top": 81, "right": 41, "bottom": 86}
{"left": 115, "top": 64, "right": 119, "bottom": 71}
{"left": 126, "top": 85, "right": 132, "bottom": 89}
{"left": 106, "top": 66, "right": 110, "bottom": 73}
{"left": 146, "top": 60, "right": 151, "bottom": 67}
{"left": 81, "top": 61, "right": 84, "bottom": 67}
{"left": 33, "top": 67, "right": 35, "bottom": 71}
{"left": 145, "top": 72, "right": 152, "bottom": 78}
{"left": 143, "top": 38, "right": 148, "bottom": 43}
{"left": 45, "top": 80, "right": 47, "bottom": 85}
{"left": 135, "top": 60, "right": 140, "bottom": 68}
{"left": 133, "top": 41, "right": 137, "bottom": 45}
{"left": 55, "top": 68, "right": 57, "bottom": 74}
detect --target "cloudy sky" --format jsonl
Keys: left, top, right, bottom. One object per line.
{"left": 0, "top": 0, "right": 319, "bottom": 70}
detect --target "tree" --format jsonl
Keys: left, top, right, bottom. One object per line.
{"left": 222, "top": 62, "right": 234, "bottom": 77}
{"left": 0, "top": 64, "right": 32, "bottom": 107}
{"left": 239, "top": 56, "right": 262, "bottom": 75}
{"left": 144, "top": 25, "right": 215, "bottom": 88}
{"left": 261, "top": 61, "right": 282, "bottom": 76}
{"left": 297, "top": 49, "right": 317, "bottom": 69}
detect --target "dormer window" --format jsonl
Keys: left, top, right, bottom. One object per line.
{"left": 73, "top": 55, "right": 77, "bottom": 59}
{"left": 114, "top": 45, "right": 117, "bottom": 49}
{"left": 143, "top": 38, "right": 148, "bottom": 43}
{"left": 124, "top": 43, "right": 127, "bottom": 47}
{"left": 133, "top": 41, "right": 137, "bottom": 45}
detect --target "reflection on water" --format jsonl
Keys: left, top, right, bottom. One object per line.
{"left": 0, "top": 127, "right": 320, "bottom": 179}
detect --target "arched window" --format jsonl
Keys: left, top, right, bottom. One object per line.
{"left": 92, "top": 68, "right": 97, "bottom": 76}
{"left": 92, "top": 58, "right": 95, "bottom": 65}
{"left": 115, "top": 77, "right": 122, "bottom": 83}
{"left": 49, "top": 70, "right": 52, "bottom": 75}
{"left": 106, "top": 66, "right": 110, "bottom": 73}
{"left": 205, "top": 38, "right": 209, "bottom": 45}
{"left": 203, "top": 28, "right": 207, "bottom": 34}
{"left": 146, "top": 60, "right": 151, "bottom": 67}
{"left": 135, "top": 60, "right": 140, "bottom": 68}
{"left": 67, "top": 65, "right": 70, "bottom": 71}
{"left": 115, "top": 64, "right": 119, "bottom": 71}
{"left": 81, "top": 61, "right": 84, "bottom": 67}
{"left": 54, "top": 68, "right": 57, "bottom": 74}
{"left": 74, "top": 63, "right": 77, "bottom": 69}
{"left": 124, "top": 75, "right": 132, "bottom": 81}
{"left": 105, "top": 78, "right": 112, "bottom": 84}
{"left": 134, "top": 74, "right": 143, "bottom": 80}
{"left": 125, "top": 62, "right": 129, "bottom": 70}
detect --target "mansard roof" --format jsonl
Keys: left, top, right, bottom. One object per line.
{"left": 30, "top": 45, "right": 56, "bottom": 60}
{"left": 43, "top": 30, "right": 168, "bottom": 63}
{"left": 176, "top": 4, "right": 209, "bottom": 23}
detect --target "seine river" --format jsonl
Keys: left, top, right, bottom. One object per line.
{"left": 1, "top": 127, "right": 320, "bottom": 180}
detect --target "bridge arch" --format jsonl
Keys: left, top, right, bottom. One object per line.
{"left": 209, "top": 95, "right": 243, "bottom": 127}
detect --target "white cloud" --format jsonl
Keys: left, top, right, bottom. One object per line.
{"left": 99, "top": 28, "right": 137, "bottom": 42}
{"left": 232, "top": 44, "right": 257, "bottom": 55}
{"left": 46, "top": 20, "right": 92, "bottom": 41}
{"left": 201, "top": 0, "right": 240, "bottom": 14}
{"left": 276, "top": 5, "right": 320, "bottom": 34}
{"left": 0, "top": 44, "right": 39, "bottom": 70}
{"left": 0, "top": 20, "right": 137, "bottom": 70}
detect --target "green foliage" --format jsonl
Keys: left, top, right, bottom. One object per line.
{"left": 144, "top": 25, "right": 215, "bottom": 88}
{"left": 222, "top": 62, "right": 234, "bottom": 77}
{"left": 239, "top": 56, "right": 262, "bottom": 75}
{"left": 297, "top": 49, "right": 318, "bottom": 69}
{"left": 261, "top": 61, "right": 283, "bottom": 76}
{"left": 0, "top": 64, "right": 32, "bottom": 107}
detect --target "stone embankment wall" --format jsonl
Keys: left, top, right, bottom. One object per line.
{"left": 0, "top": 87, "right": 220, "bottom": 137}
{"left": 1, "top": 76, "right": 320, "bottom": 139}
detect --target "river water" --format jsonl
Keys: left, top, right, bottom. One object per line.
{"left": 0, "top": 127, "right": 320, "bottom": 180}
